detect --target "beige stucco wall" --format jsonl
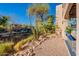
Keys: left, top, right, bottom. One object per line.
{"left": 56, "top": 4, "right": 68, "bottom": 40}
{"left": 76, "top": 3, "right": 79, "bottom": 56}
{"left": 56, "top": 4, "right": 62, "bottom": 33}
{"left": 56, "top": 4, "right": 62, "bottom": 31}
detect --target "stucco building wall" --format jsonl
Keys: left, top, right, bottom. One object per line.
{"left": 56, "top": 3, "right": 79, "bottom": 56}
{"left": 56, "top": 4, "right": 62, "bottom": 31}
{"left": 76, "top": 3, "right": 79, "bottom": 56}
{"left": 56, "top": 4, "right": 62, "bottom": 36}
{"left": 56, "top": 4, "right": 68, "bottom": 40}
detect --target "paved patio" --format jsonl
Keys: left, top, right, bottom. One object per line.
{"left": 34, "top": 34, "right": 69, "bottom": 56}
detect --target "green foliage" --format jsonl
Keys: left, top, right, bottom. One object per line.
{"left": 36, "top": 20, "right": 47, "bottom": 34}
{"left": 47, "top": 15, "right": 55, "bottom": 33}
{"left": 28, "top": 3, "right": 49, "bottom": 16}
{"left": 0, "top": 16, "right": 9, "bottom": 26}
{"left": 47, "top": 16, "right": 53, "bottom": 26}
{"left": 14, "top": 35, "right": 34, "bottom": 51}
{"left": 52, "top": 25, "right": 55, "bottom": 33}
{"left": 0, "top": 42, "right": 14, "bottom": 56}
{"left": 34, "top": 15, "right": 55, "bottom": 36}
{"left": 65, "top": 26, "right": 73, "bottom": 34}
{"left": 32, "top": 27, "right": 39, "bottom": 40}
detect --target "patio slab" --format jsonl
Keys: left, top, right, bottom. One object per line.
{"left": 34, "top": 34, "right": 69, "bottom": 56}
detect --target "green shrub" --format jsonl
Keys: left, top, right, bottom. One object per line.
{"left": 46, "top": 15, "right": 55, "bottom": 33}
{"left": 0, "top": 42, "right": 14, "bottom": 56}
{"left": 14, "top": 35, "right": 34, "bottom": 51}
{"left": 65, "top": 26, "right": 73, "bottom": 34}
{"left": 52, "top": 25, "right": 55, "bottom": 33}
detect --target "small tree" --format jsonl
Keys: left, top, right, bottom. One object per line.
{"left": 47, "top": 15, "right": 55, "bottom": 33}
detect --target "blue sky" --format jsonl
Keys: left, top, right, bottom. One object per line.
{"left": 0, "top": 3, "right": 60, "bottom": 25}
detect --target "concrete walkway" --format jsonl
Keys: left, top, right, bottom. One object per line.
{"left": 34, "top": 34, "right": 69, "bottom": 56}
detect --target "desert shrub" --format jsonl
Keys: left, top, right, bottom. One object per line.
{"left": 14, "top": 35, "right": 34, "bottom": 51}
{"left": 0, "top": 42, "right": 14, "bottom": 56}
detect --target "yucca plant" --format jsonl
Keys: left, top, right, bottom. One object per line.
{"left": 28, "top": 4, "right": 49, "bottom": 39}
